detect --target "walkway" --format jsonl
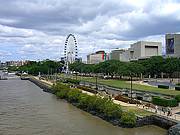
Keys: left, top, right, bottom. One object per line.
{"left": 138, "top": 105, "right": 180, "bottom": 121}
{"left": 33, "top": 76, "right": 54, "bottom": 86}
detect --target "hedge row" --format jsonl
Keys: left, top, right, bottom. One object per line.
{"left": 175, "top": 86, "right": 180, "bottom": 91}
{"left": 52, "top": 83, "right": 137, "bottom": 126}
{"left": 158, "top": 85, "right": 169, "bottom": 89}
{"left": 114, "top": 95, "right": 141, "bottom": 104}
{"left": 175, "top": 95, "right": 180, "bottom": 103}
{"left": 77, "top": 85, "right": 97, "bottom": 94}
{"left": 152, "top": 96, "right": 178, "bottom": 107}
{"left": 63, "top": 78, "right": 80, "bottom": 85}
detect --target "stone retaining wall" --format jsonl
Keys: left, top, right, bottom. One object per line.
{"left": 29, "top": 78, "right": 54, "bottom": 93}
{"left": 137, "top": 115, "right": 177, "bottom": 129}
{"left": 168, "top": 124, "right": 180, "bottom": 135}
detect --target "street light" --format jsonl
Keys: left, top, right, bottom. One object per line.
{"left": 130, "top": 75, "right": 133, "bottom": 101}
{"left": 178, "top": 72, "right": 180, "bottom": 84}
{"left": 95, "top": 73, "right": 98, "bottom": 90}
{"left": 75, "top": 72, "right": 78, "bottom": 81}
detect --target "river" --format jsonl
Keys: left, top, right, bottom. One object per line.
{"left": 0, "top": 77, "right": 166, "bottom": 135}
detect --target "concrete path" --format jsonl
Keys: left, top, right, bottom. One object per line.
{"left": 33, "top": 76, "right": 54, "bottom": 86}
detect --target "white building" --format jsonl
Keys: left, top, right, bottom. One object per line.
{"left": 87, "top": 51, "right": 108, "bottom": 64}
{"left": 120, "top": 41, "right": 162, "bottom": 61}
{"left": 109, "top": 49, "right": 125, "bottom": 60}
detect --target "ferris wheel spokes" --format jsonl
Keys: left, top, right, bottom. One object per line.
{"left": 64, "top": 34, "right": 78, "bottom": 73}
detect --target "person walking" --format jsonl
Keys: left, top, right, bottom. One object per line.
{"left": 167, "top": 107, "right": 171, "bottom": 116}
{"left": 155, "top": 105, "right": 158, "bottom": 113}
{"left": 162, "top": 107, "right": 166, "bottom": 115}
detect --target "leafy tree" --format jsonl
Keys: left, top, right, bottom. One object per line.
{"left": 140, "top": 56, "right": 164, "bottom": 77}
{"left": 163, "top": 57, "right": 179, "bottom": 77}
{"left": 68, "top": 56, "right": 180, "bottom": 79}
{"left": 18, "top": 60, "right": 63, "bottom": 75}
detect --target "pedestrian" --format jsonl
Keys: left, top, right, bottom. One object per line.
{"left": 167, "top": 107, "right": 171, "bottom": 116}
{"left": 155, "top": 105, "right": 158, "bottom": 113}
{"left": 162, "top": 107, "right": 166, "bottom": 115}
{"left": 169, "top": 107, "right": 172, "bottom": 116}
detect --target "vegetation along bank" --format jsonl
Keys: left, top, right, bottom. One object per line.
{"left": 29, "top": 77, "right": 177, "bottom": 130}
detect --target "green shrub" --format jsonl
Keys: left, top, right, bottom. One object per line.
{"left": 158, "top": 85, "right": 169, "bottom": 89}
{"left": 121, "top": 111, "right": 137, "bottom": 126}
{"left": 175, "top": 86, "right": 180, "bottom": 91}
{"left": 56, "top": 89, "right": 69, "bottom": 99}
{"left": 152, "top": 96, "right": 178, "bottom": 107}
{"left": 177, "top": 83, "right": 180, "bottom": 86}
{"left": 52, "top": 82, "right": 70, "bottom": 93}
{"left": 175, "top": 95, "right": 180, "bottom": 103}
{"left": 103, "top": 101, "right": 122, "bottom": 119}
{"left": 94, "top": 98, "right": 109, "bottom": 114}
{"left": 65, "top": 78, "right": 80, "bottom": 85}
{"left": 86, "top": 96, "right": 99, "bottom": 111}
{"left": 67, "top": 89, "right": 81, "bottom": 102}
{"left": 78, "top": 93, "right": 91, "bottom": 109}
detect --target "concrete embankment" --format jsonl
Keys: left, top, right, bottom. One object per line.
{"left": 28, "top": 77, "right": 179, "bottom": 133}
{"left": 136, "top": 115, "right": 177, "bottom": 129}
{"left": 29, "top": 78, "right": 54, "bottom": 94}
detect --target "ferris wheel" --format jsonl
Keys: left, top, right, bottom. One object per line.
{"left": 64, "top": 34, "right": 78, "bottom": 73}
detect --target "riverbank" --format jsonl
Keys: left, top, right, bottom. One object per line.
{"left": 29, "top": 77, "right": 178, "bottom": 133}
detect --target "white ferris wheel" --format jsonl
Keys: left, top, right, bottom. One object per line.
{"left": 64, "top": 34, "right": 78, "bottom": 73}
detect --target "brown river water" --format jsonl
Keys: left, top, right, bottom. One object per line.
{"left": 0, "top": 78, "right": 167, "bottom": 135}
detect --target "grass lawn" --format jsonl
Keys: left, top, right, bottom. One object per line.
{"left": 65, "top": 75, "right": 180, "bottom": 96}
{"left": 122, "top": 106, "right": 154, "bottom": 117}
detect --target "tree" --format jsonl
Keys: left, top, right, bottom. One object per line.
{"left": 139, "top": 56, "right": 164, "bottom": 77}
{"left": 18, "top": 60, "right": 63, "bottom": 75}
{"left": 164, "top": 57, "right": 179, "bottom": 77}
{"left": 94, "top": 60, "right": 121, "bottom": 77}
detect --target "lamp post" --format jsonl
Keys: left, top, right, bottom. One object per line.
{"left": 95, "top": 73, "right": 98, "bottom": 90}
{"left": 75, "top": 72, "right": 78, "bottom": 81}
{"left": 130, "top": 75, "right": 133, "bottom": 101}
{"left": 178, "top": 72, "right": 180, "bottom": 84}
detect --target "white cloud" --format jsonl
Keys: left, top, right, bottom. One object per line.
{"left": 0, "top": 50, "right": 12, "bottom": 56}
{"left": 0, "top": 0, "right": 180, "bottom": 61}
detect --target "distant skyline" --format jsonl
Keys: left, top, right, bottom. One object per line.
{"left": 0, "top": 0, "right": 180, "bottom": 61}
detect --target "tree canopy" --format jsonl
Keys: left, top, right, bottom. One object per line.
{"left": 69, "top": 56, "right": 180, "bottom": 78}
{"left": 18, "top": 60, "right": 63, "bottom": 75}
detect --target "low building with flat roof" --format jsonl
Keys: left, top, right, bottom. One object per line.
{"left": 87, "top": 51, "right": 108, "bottom": 64}
{"left": 110, "top": 49, "right": 125, "bottom": 60}
{"left": 120, "top": 41, "right": 162, "bottom": 61}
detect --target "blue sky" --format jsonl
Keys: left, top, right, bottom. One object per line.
{"left": 0, "top": 0, "right": 180, "bottom": 62}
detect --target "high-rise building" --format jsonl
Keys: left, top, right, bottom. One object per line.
{"left": 166, "top": 33, "right": 180, "bottom": 58}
